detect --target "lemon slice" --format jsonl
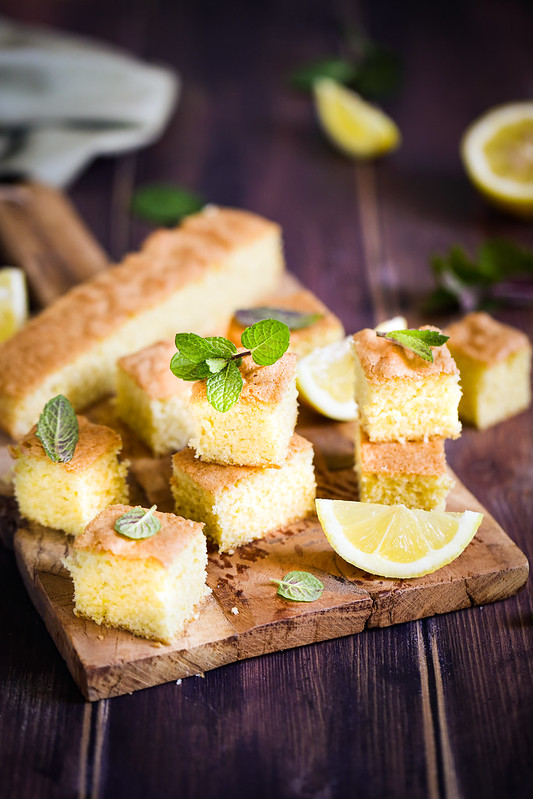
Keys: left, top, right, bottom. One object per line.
{"left": 313, "top": 78, "right": 401, "bottom": 159}
{"left": 0, "top": 268, "right": 28, "bottom": 343}
{"left": 461, "top": 102, "right": 533, "bottom": 217}
{"left": 296, "top": 336, "right": 357, "bottom": 421}
{"left": 374, "top": 315, "right": 407, "bottom": 333}
{"left": 316, "top": 499, "right": 483, "bottom": 578}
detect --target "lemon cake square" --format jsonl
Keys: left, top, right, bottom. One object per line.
{"left": 446, "top": 312, "right": 532, "bottom": 429}
{"left": 170, "top": 434, "right": 316, "bottom": 552}
{"left": 64, "top": 504, "right": 210, "bottom": 643}
{"left": 11, "top": 416, "right": 128, "bottom": 537}
{"left": 226, "top": 289, "right": 345, "bottom": 357}
{"left": 353, "top": 328, "right": 462, "bottom": 442}
{"left": 355, "top": 425, "right": 454, "bottom": 511}
{"left": 0, "top": 207, "right": 284, "bottom": 439}
{"left": 189, "top": 352, "right": 298, "bottom": 467}
{"left": 116, "top": 341, "right": 193, "bottom": 456}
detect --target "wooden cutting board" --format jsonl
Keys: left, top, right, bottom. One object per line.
{"left": 11, "top": 408, "right": 529, "bottom": 701}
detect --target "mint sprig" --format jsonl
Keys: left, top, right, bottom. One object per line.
{"left": 170, "top": 319, "right": 290, "bottom": 412}
{"left": 36, "top": 394, "right": 79, "bottom": 463}
{"left": 114, "top": 505, "right": 161, "bottom": 540}
{"left": 235, "top": 306, "right": 323, "bottom": 330}
{"left": 376, "top": 329, "right": 449, "bottom": 363}
{"left": 271, "top": 571, "right": 324, "bottom": 602}
{"left": 131, "top": 184, "right": 204, "bottom": 226}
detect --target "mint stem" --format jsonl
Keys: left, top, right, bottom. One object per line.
{"left": 231, "top": 350, "right": 251, "bottom": 361}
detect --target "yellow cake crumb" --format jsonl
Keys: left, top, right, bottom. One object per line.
{"left": 226, "top": 289, "right": 345, "bottom": 357}
{"left": 189, "top": 353, "right": 298, "bottom": 467}
{"left": 11, "top": 416, "right": 128, "bottom": 537}
{"left": 354, "top": 425, "right": 454, "bottom": 511}
{"left": 64, "top": 504, "right": 210, "bottom": 643}
{"left": 353, "top": 328, "right": 462, "bottom": 442}
{"left": 446, "top": 312, "right": 532, "bottom": 429}
{"left": 170, "top": 434, "right": 316, "bottom": 552}
{"left": 116, "top": 341, "right": 193, "bottom": 456}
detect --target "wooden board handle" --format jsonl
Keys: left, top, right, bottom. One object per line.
{"left": 0, "top": 182, "right": 109, "bottom": 308}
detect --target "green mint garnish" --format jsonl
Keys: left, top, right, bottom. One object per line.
{"left": 235, "top": 306, "right": 323, "bottom": 331}
{"left": 114, "top": 505, "right": 161, "bottom": 540}
{"left": 427, "top": 238, "right": 533, "bottom": 313}
{"left": 170, "top": 319, "right": 290, "bottom": 412}
{"left": 131, "top": 183, "right": 204, "bottom": 226}
{"left": 290, "top": 58, "right": 358, "bottom": 91}
{"left": 240, "top": 318, "right": 291, "bottom": 366}
{"left": 36, "top": 394, "right": 79, "bottom": 463}
{"left": 376, "top": 329, "right": 449, "bottom": 363}
{"left": 271, "top": 571, "right": 325, "bottom": 602}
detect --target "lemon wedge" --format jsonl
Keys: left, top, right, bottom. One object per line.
{"left": 315, "top": 499, "right": 483, "bottom": 578}
{"left": 296, "top": 336, "right": 357, "bottom": 421}
{"left": 461, "top": 102, "right": 533, "bottom": 218}
{"left": 374, "top": 315, "right": 407, "bottom": 333}
{"left": 0, "top": 268, "right": 28, "bottom": 343}
{"left": 313, "top": 78, "right": 401, "bottom": 159}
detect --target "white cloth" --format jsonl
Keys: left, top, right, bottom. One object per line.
{"left": 0, "top": 17, "right": 179, "bottom": 186}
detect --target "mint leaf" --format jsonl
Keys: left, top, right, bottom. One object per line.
{"left": 206, "top": 358, "right": 228, "bottom": 374}
{"left": 114, "top": 505, "right": 161, "bottom": 540}
{"left": 36, "top": 394, "right": 79, "bottom": 463}
{"left": 352, "top": 46, "right": 402, "bottom": 99}
{"left": 377, "top": 329, "right": 449, "bottom": 363}
{"left": 271, "top": 571, "right": 324, "bottom": 602}
{"left": 290, "top": 58, "right": 358, "bottom": 91}
{"left": 240, "top": 319, "right": 290, "bottom": 366}
{"left": 204, "top": 337, "right": 238, "bottom": 358}
{"left": 131, "top": 184, "right": 204, "bottom": 226}
{"left": 235, "top": 306, "right": 323, "bottom": 330}
{"left": 170, "top": 352, "right": 212, "bottom": 381}
{"left": 206, "top": 361, "right": 243, "bottom": 412}
{"left": 174, "top": 333, "right": 218, "bottom": 363}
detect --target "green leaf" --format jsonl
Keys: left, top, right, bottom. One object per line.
{"left": 174, "top": 333, "right": 218, "bottom": 363}
{"left": 271, "top": 571, "right": 324, "bottom": 602}
{"left": 36, "top": 394, "right": 79, "bottom": 463}
{"left": 206, "top": 360, "right": 243, "bottom": 412}
{"left": 478, "top": 239, "right": 533, "bottom": 281}
{"left": 352, "top": 46, "right": 402, "bottom": 99}
{"left": 204, "top": 337, "right": 238, "bottom": 357}
{"left": 114, "top": 505, "right": 161, "bottom": 540}
{"left": 240, "top": 319, "right": 290, "bottom": 366}
{"left": 234, "top": 306, "right": 323, "bottom": 330}
{"left": 206, "top": 358, "right": 228, "bottom": 374}
{"left": 289, "top": 58, "right": 358, "bottom": 91}
{"left": 131, "top": 184, "right": 204, "bottom": 226}
{"left": 377, "top": 329, "right": 449, "bottom": 363}
{"left": 170, "top": 352, "right": 212, "bottom": 381}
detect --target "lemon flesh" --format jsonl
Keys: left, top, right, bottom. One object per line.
{"left": 461, "top": 102, "right": 533, "bottom": 217}
{"left": 316, "top": 498, "right": 483, "bottom": 578}
{"left": 296, "top": 337, "right": 358, "bottom": 421}
{"left": 313, "top": 78, "right": 401, "bottom": 159}
{"left": 0, "top": 268, "right": 28, "bottom": 343}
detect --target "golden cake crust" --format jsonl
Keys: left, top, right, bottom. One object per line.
{"left": 10, "top": 416, "right": 122, "bottom": 473}
{"left": 74, "top": 504, "right": 204, "bottom": 568}
{"left": 357, "top": 427, "right": 447, "bottom": 475}
{"left": 445, "top": 312, "right": 531, "bottom": 364}
{"left": 0, "top": 207, "right": 280, "bottom": 400}
{"left": 190, "top": 352, "right": 297, "bottom": 407}
{"left": 172, "top": 433, "right": 313, "bottom": 493}
{"left": 226, "top": 289, "right": 343, "bottom": 350}
{"left": 353, "top": 327, "right": 459, "bottom": 383}
{"left": 118, "top": 341, "right": 190, "bottom": 400}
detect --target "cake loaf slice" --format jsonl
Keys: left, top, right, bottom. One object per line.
{"left": 0, "top": 207, "right": 284, "bottom": 438}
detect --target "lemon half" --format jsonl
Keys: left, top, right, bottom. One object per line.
{"left": 296, "top": 336, "right": 358, "bottom": 421}
{"left": 461, "top": 102, "right": 533, "bottom": 218}
{"left": 0, "top": 268, "right": 28, "bottom": 343}
{"left": 313, "top": 78, "right": 401, "bottom": 159}
{"left": 316, "top": 499, "right": 483, "bottom": 579}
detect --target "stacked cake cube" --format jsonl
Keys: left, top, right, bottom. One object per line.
{"left": 352, "top": 327, "right": 461, "bottom": 510}
{"left": 171, "top": 353, "right": 317, "bottom": 551}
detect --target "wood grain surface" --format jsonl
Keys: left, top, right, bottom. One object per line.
{"left": 0, "top": 1, "right": 532, "bottom": 798}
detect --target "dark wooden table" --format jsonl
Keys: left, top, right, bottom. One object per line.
{"left": 1, "top": 1, "right": 532, "bottom": 797}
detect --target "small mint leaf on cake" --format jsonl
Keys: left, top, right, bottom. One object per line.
{"left": 204, "top": 337, "right": 238, "bottom": 358}
{"left": 376, "top": 329, "right": 449, "bottom": 363}
{"left": 206, "top": 361, "right": 243, "bottom": 412}
{"left": 170, "top": 353, "right": 212, "bottom": 381}
{"left": 241, "top": 318, "right": 290, "bottom": 366}
{"left": 206, "top": 358, "right": 228, "bottom": 374}
{"left": 174, "top": 333, "right": 222, "bottom": 363}
{"left": 114, "top": 505, "right": 161, "bottom": 539}
{"left": 131, "top": 184, "right": 204, "bottom": 226}
{"left": 36, "top": 394, "right": 79, "bottom": 463}
{"left": 271, "top": 571, "right": 324, "bottom": 602}
{"left": 235, "top": 306, "right": 323, "bottom": 330}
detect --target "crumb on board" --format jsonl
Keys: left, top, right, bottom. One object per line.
{"left": 176, "top": 679, "right": 182, "bottom": 686}
{"left": 231, "top": 606, "right": 239, "bottom": 615}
